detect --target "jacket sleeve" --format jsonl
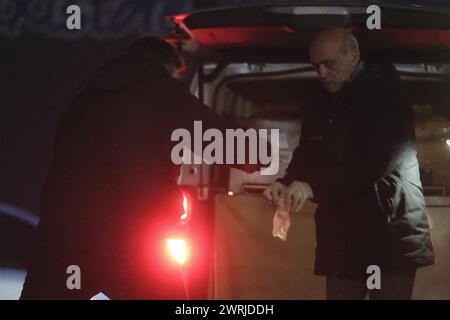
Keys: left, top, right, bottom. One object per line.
{"left": 167, "top": 79, "right": 265, "bottom": 173}
{"left": 308, "top": 77, "right": 415, "bottom": 205}
{"left": 277, "top": 116, "right": 316, "bottom": 186}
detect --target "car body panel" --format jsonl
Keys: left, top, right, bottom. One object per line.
{"left": 170, "top": 3, "right": 450, "bottom": 63}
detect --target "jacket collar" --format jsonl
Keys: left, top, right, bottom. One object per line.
{"left": 331, "top": 60, "right": 365, "bottom": 104}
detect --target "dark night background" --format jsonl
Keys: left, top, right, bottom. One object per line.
{"left": 1, "top": 0, "right": 450, "bottom": 218}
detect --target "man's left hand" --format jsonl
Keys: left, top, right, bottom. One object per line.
{"left": 282, "top": 181, "right": 314, "bottom": 213}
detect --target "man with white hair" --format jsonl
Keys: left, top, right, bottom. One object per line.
{"left": 265, "top": 27, "right": 434, "bottom": 299}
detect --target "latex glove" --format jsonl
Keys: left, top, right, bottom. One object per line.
{"left": 263, "top": 181, "right": 287, "bottom": 206}
{"left": 283, "top": 181, "right": 313, "bottom": 213}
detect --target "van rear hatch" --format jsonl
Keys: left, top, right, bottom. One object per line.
{"left": 170, "top": 3, "right": 450, "bottom": 63}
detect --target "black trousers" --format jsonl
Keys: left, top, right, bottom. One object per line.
{"left": 326, "top": 268, "right": 417, "bottom": 300}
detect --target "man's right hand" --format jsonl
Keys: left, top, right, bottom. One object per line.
{"left": 263, "top": 181, "right": 287, "bottom": 206}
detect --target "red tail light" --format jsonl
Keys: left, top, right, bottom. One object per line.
{"left": 165, "top": 192, "right": 191, "bottom": 266}
{"left": 180, "top": 193, "right": 189, "bottom": 220}
{"left": 166, "top": 238, "right": 188, "bottom": 266}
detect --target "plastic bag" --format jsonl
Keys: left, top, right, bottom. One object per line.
{"left": 272, "top": 202, "right": 291, "bottom": 241}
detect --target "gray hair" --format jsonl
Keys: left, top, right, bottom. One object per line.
{"left": 341, "top": 31, "right": 359, "bottom": 54}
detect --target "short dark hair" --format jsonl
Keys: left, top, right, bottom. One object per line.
{"left": 127, "top": 35, "right": 186, "bottom": 73}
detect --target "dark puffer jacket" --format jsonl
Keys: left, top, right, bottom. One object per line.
{"left": 279, "top": 61, "right": 435, "bottom": 278}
